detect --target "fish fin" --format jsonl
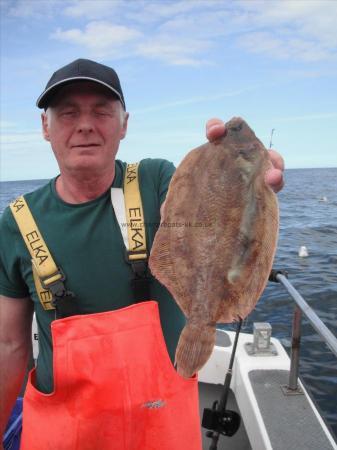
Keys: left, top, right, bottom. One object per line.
{"left": 175, "top": 322, "right": 216, "bottom": 378}
{"left": 149, "top": 240, "right": 190, "bottom": 314}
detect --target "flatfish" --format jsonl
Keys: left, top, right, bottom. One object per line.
{"left": 149, "top": 117, "right": 279, "bottom": 378}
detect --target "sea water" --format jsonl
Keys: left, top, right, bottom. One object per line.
{"left": 1, "top": 168, "right": 336, "bottom": 439}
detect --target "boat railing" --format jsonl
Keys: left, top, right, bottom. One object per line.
{"left": 271, "top": 270, "right": 337, "bottom": 392}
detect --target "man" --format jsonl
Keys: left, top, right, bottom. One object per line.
{"left": 0, "top": 59, "right": 284, "bottom": 449}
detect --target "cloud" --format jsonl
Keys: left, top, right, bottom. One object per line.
{"left": 125, "top": 0, "right": 219, "bottom": 24}
{"left": 238, "top": 31, "right": 333, "bottom": 62}
{"left": 51, "top": 21, "right": 142, "bottom": 58}
{"left": 235, "top": 0, "right": 337, "bottom": 61}
{"left": 7, "top": 0, "right": 62, "bottom": 18}
{"left": 49, "top": 2, "right": 226, "bottom": 66}
{"left": 241, "top": 0, "right": 337, "bottom": 44}
{"left": 132, "top": 0, "right": 337, "bottom": 63}
{"left": 69, "top": 1, "right": 336, "bottom": 64}
{"left": 133, "top": 87, "right": 255, "bottom": 115}
{"left": 136, "top": 36, "right": 211, "bottom": 66}
{"left": 51, "top": 20, "right": 212, "bottom": 66}
{"left": 10, "top": 0, "right": 337, "bottom": 66}
{"left": 62, "top": 0, "right": 219, "bottom": 23}
{"left": 63, "top": 0, "right": 122, "bottom": 19}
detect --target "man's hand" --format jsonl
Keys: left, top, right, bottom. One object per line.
{"left": 206, "top": 118, "right": 284, "bottom": 193}
{"left": 206, "top": 118, "right": 227, "bottom": 142}
{"left": 265, "top": 149, "right": 284, "bottom": 193}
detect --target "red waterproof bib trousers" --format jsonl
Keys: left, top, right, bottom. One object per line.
{"left": 20, "top": 301, "right": 202, "bottom": 450}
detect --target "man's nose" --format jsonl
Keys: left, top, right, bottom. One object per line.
{"left": 76, "top": 114, "right": 94, "bottom": 133}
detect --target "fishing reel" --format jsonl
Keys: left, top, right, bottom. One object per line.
{"left": 202, "top": 400, "right": 241, "bottom": 437}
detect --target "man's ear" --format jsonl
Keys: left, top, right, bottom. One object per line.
{"left": 41, "top": 112, "right": 50, "bottom": 142}
{"left": 120, "top": 112, "right": 129, "bottom": 140}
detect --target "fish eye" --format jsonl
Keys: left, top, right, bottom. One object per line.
{"left": 238, "top": 148, "right": 252, "bottom": 160}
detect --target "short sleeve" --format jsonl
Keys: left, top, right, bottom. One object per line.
{"left": 0, "top": 208, "right": 30, "bottom": 298}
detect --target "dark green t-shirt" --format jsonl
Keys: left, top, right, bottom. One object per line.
{"left": 0, "top": 158, "right": 185, "bottom": 393}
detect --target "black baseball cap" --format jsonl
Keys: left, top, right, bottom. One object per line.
{"left": 36, "top": 58, "right": 125, "bottom": 109}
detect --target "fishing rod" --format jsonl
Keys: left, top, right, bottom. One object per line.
{"left": 202, "top": 319, "right": 242, "bottom": 450}
{"left": 269, "top": 128, "right": 275, "bottom": 149}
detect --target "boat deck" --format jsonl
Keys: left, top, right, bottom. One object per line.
{"left": 250, "top": 369, "right": 335, "bottom": 450}
{"left": 199, "top": 372, "right": 335, "bottom": 450}
{"left": 198, "top": 329, "right": 336, "bottom": 450}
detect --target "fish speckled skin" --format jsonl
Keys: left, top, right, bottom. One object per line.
{"left": 149, "top": 117, "right": 279, "bottom": 378}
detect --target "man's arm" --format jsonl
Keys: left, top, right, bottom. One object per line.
{"left": 0, "top": 295, "right": 34, "bottom": 436}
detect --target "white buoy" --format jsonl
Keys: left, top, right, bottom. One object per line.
{"left": 298, "top": 246, "right": 309, "bottom": 257}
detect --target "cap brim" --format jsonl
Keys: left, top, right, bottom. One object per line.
{"left": 36, "top": 76, "right": 125, "bottom": 109}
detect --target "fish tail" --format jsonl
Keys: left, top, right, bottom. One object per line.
{"left": 175, "top": 322, "right": 216, "bottom": 378}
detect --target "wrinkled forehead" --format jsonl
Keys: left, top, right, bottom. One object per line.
{"left": 47, "top": 80, "right": 121, "bottom": 108}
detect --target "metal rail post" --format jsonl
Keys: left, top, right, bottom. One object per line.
{"left": 276, "top": 273, "right": 337, "bottom": 358}
{"left": 288, "top": 306, "right": 302, "bottom": 391}
{"left": 269, "top": 270, "right": 337, "bottom": 395}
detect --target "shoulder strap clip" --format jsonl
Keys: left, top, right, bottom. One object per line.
{"left": 34, "top": 263, "right": 76, "bottom": 317}
{"left": 10, "top": 195, "right": 77, "bottom": 317}
{"left": 114, "top": 162, "right": 151, "bottom": 302}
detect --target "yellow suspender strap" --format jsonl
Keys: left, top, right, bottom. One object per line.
{"left": 124, "top": 163, "right": 148, "bottom": 261}
{"left": 9, "top": 196, "right": 60, "bottom": 310}
{"left": 9, "top": 165, "right": 147, "bottom": 309}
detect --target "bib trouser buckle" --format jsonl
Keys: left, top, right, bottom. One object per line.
{"left": 41, "top": 270, "right": 78, "bottom": 318}
{"left": 125, "top": 251, "right": 151, "bottom": 302}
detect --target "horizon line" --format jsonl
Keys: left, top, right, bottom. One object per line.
{"left": 1, "top": 166, "right": 337, "bottom": 183}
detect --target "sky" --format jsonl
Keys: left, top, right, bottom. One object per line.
{"left": 1, "top": 0, "right": 337, "bottom": 181}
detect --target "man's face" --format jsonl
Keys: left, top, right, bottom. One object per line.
{"left": 41, "top": 82, "right": 128, "bottom": 175}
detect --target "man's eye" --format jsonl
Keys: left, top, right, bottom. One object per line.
{"left": 61, "top": 111, "right": 75, "bottom": 117}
